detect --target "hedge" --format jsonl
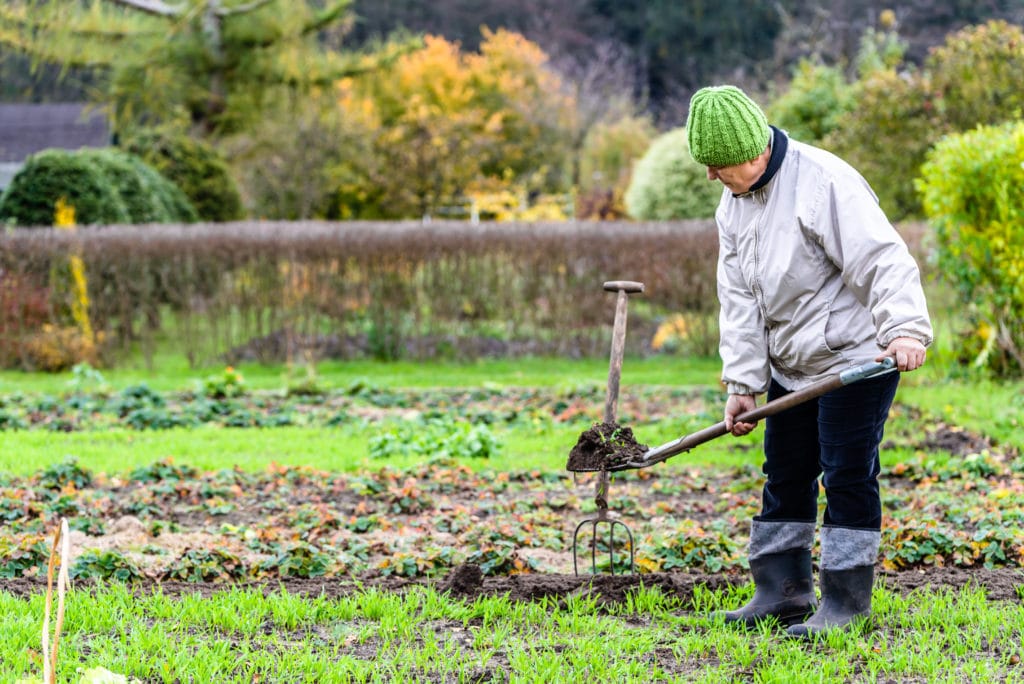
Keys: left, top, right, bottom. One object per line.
{"left": 0, "top": 221, "right": 720, "bottom": 368}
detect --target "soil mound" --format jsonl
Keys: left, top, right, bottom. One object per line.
{"left": 566, "top": 421, "right": 648, "bottom": 472}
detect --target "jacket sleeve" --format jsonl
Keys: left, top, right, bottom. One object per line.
{"left": 717, "top": 213, "right": 772, "bottom": 395}
{"left": 811, "top": 173, "right": 933, "bottom": 349}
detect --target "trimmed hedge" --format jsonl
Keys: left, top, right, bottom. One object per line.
{"left": 0, "top": 220, "right": 721, "bottom": 368}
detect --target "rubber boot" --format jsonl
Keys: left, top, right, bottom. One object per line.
{"left": 787, "top": 526, "right": 879, "bottom": 639}
{"left": 786, "top": 565, "right": 874, "bottom": 638}
{"left": 721, "top": 549, "right": 817, "bottom": 627}
{"left": 717, "top": 520, "right": 817, "bottom": 627}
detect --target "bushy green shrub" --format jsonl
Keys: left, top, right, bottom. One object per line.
{"left": 767, "top": 59, "right": 855, "bottom": 144}
{"left": 823, "top": 68, "right": 938, "bottom": 220}
{"left": 80, "top": 149, "right": 197, "bottom": 223}
{"left": 917, "top": 121, "right": 1024, "bottom": 377}
{"left": 624, "top": 128, "right": 721, "bottom": 220}
{"left": 0, "top": 149, "right": 131, "bottom": 226}
{"left": 0, "top": 147, "right": 197, "bottom": 227}
{"left": 122, "top": 130, "right": 245, "bottom": 222}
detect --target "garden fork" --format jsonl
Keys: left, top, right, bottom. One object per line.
{"left": 572, "top": 280, "right": 643, "bottom": 575}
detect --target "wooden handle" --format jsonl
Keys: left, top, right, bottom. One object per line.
{"left": 636, "top": 358, "right": 896, "bottom": 469}
{"left": 603, "top": 280, "right": 644, "bottom": 294}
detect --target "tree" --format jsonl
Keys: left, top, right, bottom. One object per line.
{"left": 0, "top": 0, "right": 408, "bottom": 136}
{"left": 824, "top": 19, "right": 1024, "bottom": 220}
{"left": 333, "top": 29, "right": 575, "bottom": 219}
{"left": 767, "top": 59, "right": 855, "bottom": 144}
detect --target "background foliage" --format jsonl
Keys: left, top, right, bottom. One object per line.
{"left": 917, "top": 121, "right": 1024, "bottom": 377}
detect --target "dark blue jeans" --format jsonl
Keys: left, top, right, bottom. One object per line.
{"left": 755, "top": 370, "right": 899, "bottom": 530}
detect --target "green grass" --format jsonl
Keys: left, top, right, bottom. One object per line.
{"left": 3, "top": 583, "right": 1022, "bottom": 682}
{"left": 1, "top": 355, "right": 1019, "bottom": 479}
{"left": 0, "top": 419, "right": 765, "bottom": 477}
{"left": 0, "top": 354, "right": 723, "bottom": 395}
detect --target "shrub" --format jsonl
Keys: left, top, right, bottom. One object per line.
{"left": 80, "top": 148, "right": 197, "bottom": 224}
{"left": 917, "top": 121, "right": 1024, "bottom": 377}
{"left": 826, "top": 20, "right": 1024, "bottom": 220}
{"left": 767, "top": 59, "right": 855, "bottom": 144}
{"left": 928, "top": 20, "right": 1024, "bottom": 133}
{"left": 823, "top": 67, "right": 939, "bottom": 220}
{"left": 0, "top": 149, "right": 130, "bottom": 227}
{"left": 122, "top": 129, "right": 244, "bottom": 222}
{"left": 22, "top": 324, "right": 102, "bottom": 372}
{"left": 624, "top": 128, "right": 721, "bottom": 220}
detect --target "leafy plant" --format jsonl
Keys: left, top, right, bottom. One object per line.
{"left": 258, "top": 541, "right": 333, "bottom": 578}
{"left": 200, "top": 366, "right": 247, "bottom": 399}
{"left": 163, "top": 547, "right": 246, "bottom": 582}
{"left": 465, "top": 540, "right": 537, "bottom": 576}
{"left": 129, "top": 459, "right": 198, "bottom": 484}
{"left": 0, "top": 534, "right": 50, "bottom": 578}
{"left": 369, "top": 417, "right": 501, "bottom": 461}
{"left": 636, "top": 519, "right": 742, "bottom": 573}
{"left": 70, "top": 549, "right": 144, "bottom": 582}
{"left": 36, "top": 457, "right": 92, "bottom": 491}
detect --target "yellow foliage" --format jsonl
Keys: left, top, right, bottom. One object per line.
{"left": 52, "top": 198, "right": 94, "bottom": 345}
{"left": 24, "top": 324, "right": 103, "bottom": 372}
{"left": 651, "top": 314, "right": 691, "bottom": 352}
{"left": 333, "top": 29, "right": 575, "bottom": 218}
{"left": 54, "top": 197, "right": 76, "bottom": 229}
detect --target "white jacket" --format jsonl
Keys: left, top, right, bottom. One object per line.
{"left": 716, "top": 135, "right": 933, "bottom": 394}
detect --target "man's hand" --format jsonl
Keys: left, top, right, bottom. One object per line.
{"left": 725, "top": 393, "right": 758, "bottom": 436}
{"left": 877, "top": 336, "right": 927, "bottom": 372}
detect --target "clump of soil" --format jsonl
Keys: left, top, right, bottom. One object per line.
{"left": 566, "top": 421, "right": 648, "bottom": 472}
{"left": 441, "top": 563, "right": 484, "bottom": 596}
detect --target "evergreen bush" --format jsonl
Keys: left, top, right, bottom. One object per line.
{"left": 81, "top": 149, "right": 198, "bottom": 224}
{"left": 0, "top": 149, "right": 130, "bottom": 227}
{"left": 122, "top": 130, "right": 244, "bottom": 222}
{"left": 624, "top": 128, "right": 721, "bottom": 220}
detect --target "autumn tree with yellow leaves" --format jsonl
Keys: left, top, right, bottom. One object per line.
{"left": 332, "top": 29, "right": 576, "bottom": 219}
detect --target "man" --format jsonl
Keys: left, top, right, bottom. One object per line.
{"left": 686, "top": 85, "right": 932, "bottom": 637}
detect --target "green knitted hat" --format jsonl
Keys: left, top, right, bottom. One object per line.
{"left": 686, "top": 85, "right": 770, "bottom": 167}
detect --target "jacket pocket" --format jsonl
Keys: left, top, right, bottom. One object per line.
{"left": 824, "top": 294, "right": 867, "bottom": 352}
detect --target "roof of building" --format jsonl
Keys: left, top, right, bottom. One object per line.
{"left": 0, "top": 102, "right": 111, "bottom": 163}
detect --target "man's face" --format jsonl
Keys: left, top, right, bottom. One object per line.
{"left": 705, "top": 158, "right": 765, "bottom": 194}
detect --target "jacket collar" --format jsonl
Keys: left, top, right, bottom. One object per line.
{"left": 733, "top": 125, "right": 788, "bottom": 198}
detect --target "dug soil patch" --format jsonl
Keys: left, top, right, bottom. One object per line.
{"left": 566, "top": 421, "right": 648, "bottom": 472}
